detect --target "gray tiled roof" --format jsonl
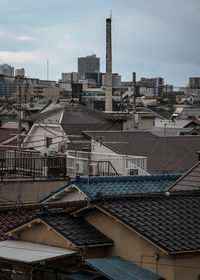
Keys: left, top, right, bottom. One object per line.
{"left": 61, "top": 106, "right": 121, "bottom": 135}
{"left": 95, "top": 193, "right": 200, "bottom": 253}
{"left": 1, "top": 201, "right": 86, "bottom": 241}
{"left": 83, "top": 131, "right": 200, "bottom": 174}
{"left": 39, "top": 209, "right": 113, "bottom": 247}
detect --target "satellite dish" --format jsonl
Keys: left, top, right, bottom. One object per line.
{"left": 40, "top": 148, "right": 50, "bottom": 157}
{"left": 58, "top": 142, "right": 68, "bottom": 154}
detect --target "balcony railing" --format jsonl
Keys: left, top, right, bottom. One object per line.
{"left": 0, "top": 150, "right": 67, "bottom": 181}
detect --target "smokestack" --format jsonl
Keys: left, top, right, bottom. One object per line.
{"left": 132, "top": 72, "right": 136, "bottom": 112}
{"left": 105, "top": 17, "right": 112, "bottom": 112}
{"left": 132, "top": 72, "right": 137, "bottom": 128}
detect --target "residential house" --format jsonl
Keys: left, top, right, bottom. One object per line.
{"left": 74, "top": 191, "right": 200, "bottom": 280}
{"left": 167, "top": 161, "right": 200, "bottom": 192}
{"left": 83, "top": 131, "right": 200, "bottom": 174}
{"left": 171, "top": 106, "right": 200, "bottom": 121}
{"left": 22, "top": 102, "right": 122, "bottom": 152}
{"left": 0, "top": 200, "right": 164, "bottom": 280}
{"left": 144, "top": 126, "right": 200, "bottom": 137}
{"left": 39, "top": 174, "right": 181, "bottom": 203}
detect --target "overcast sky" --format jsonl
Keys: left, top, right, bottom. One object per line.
{"left": 0, "top": 0, "right": 199, "bottom": 86}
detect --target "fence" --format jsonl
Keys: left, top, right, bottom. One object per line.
{"left": 0, "top": 150, "right": 67, "bottom": 181}
{"left": 67, "top": 150, "right": 148, "bottom": 178}
{"left": 0, "top": 149, "right": 148, "bottom": 181}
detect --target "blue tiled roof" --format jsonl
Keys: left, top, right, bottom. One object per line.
{"left": 39, "top": 174, "right": 181, "bottom": 203}
{"left": 86, "top": 257, "right": 164, "bottom": 280}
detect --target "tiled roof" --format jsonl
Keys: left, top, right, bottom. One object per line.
{"left": 168, "top": 161, "right": 200, "bottom": 191}
{"left": 95, "top": 193, "right": 200, "bottom": 253}
{"left": 0, "top": 201, "right": 86, "bottom": 241}
{"left": 38, "top": 209, "right": 113, "bottom": 247}
{"left": 61, "top": 107, "right": 121, "bottom": 136}
{"left": 0, "top": 128, "right": 18, "bottom": 143}
{"left": 40, "top": 174, "right": 181, "bottom": 202}
{"left": 83, "top": 131, "right": 200, "bottom": 174}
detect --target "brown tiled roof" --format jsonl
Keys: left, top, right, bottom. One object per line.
{"left": 0, "top": 128, "right": 18, "bottom": 143}
{"left": 0, "top": 201, "right": 86, "bottom": 241}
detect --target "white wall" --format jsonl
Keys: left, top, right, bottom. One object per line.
{"left": 23, "top": 125, "right": 68, "bottom": 152}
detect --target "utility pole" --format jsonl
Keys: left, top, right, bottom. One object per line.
{"left": 17, "top": 75, "right": 22, "bottom": 208}
{"left": 87, "top": 151, "right": 91, "bottom": 207}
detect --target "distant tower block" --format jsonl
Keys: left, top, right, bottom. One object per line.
{"left": 105, "top": 17, "right": 112, "bottom": 112}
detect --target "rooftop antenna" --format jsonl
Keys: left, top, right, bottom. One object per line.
{"left": 47, "top": 59, "right": 49, "bottom": 81}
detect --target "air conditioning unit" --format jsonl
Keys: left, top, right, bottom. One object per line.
{"left": 89, "top": 163, "right": 98, "bottom": 176}
{"left": 76, "top": 161, "right": 85, "bottom": 174}
{"left": 124, "top": 168, "right": 138, "bottom": 176}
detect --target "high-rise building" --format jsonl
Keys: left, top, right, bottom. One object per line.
{"left": 189, "top": 77, "right": 200, "bottom": 89}
{"left": 137, "top": 77, "right": 164, "bottom": 96}
{"left": 62, "top": 72, "right": 80, "bottom": 83}
{"left": 102, "top": 73, "right": 121, "bottom": 87}
{"left": 78, "top": 54, "right": 100, "bottom": 76}
{"left": 85, "top": 72, "right": 103, "bottom": 86}
{"left": 0, "top": 64, "right": 14, "bottom": 77}
{"left": 15, "top": 68, "right": 25, "bottom": 77}
{"left": 0, "top": 74, "right": 16, "bottom": 98}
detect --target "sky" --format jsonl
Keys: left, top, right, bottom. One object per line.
{"left": 0, "top": 0, "right": 199, "bottom": 86}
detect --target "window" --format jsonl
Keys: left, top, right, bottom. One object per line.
{"left": 46, "top": 137, "right": 52, "bottom": 148}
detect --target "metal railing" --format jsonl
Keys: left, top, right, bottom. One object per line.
{"left": 67, "top": 150, "right": 149, "bottom": 178}
{"left": 0, "top": 150, "right": 67, "bottom": 181}
{"left": 0, "top": 149, "right": 149, "bottom": 181}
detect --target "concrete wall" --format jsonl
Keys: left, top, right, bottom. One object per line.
{"left": 0, "top": 179, "right": 67, "bottom": 204}
{"left": 85, "top": 208, "right": 200, "bottom": 280}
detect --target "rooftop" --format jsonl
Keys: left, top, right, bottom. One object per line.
{"left": 86, "top": 257, "right": 164, "bottom": 280}
{"left": 0, "top": 201, "right": 86, "bottom": 241}
{"left": 0, "top": 240, "right": 76, "bottom": 264}
{"left": 84, "top": 131, "right": 200, "bottom": 174}
{"left": 40, "top": 174, "right": 181, "bottom": 203}
{"left": 168, "top": 161, "right": 200, "bottom": 192}
{"left": 36, "top": 209, "right": 113, "bottom": 247}
{"left": 95, "top": 192, "right": 200, "bottom": 254}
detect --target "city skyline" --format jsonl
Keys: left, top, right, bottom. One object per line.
{"left": 0, "top": 0, "right": 199, "bottom": 86}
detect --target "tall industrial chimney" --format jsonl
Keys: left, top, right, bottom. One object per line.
{"left": 105, "top": 17, "right": 112, "bottom": 112}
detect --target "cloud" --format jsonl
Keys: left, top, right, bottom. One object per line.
{"left": 0, "top": 31, "right": 9, "bottom": 36}
{"left": 17, "top": 36, "right": 30, "bottom": 41}
{"left": 0, "top": 51, "right": 36, "bottom": 63}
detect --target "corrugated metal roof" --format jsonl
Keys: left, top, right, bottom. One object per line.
{"left": 0, "top": 240, "right": 77, "bottom": 263}
{"left": 86, "top": 257, "right": 164, "bottom": 280}
{"left": 65, "top": 270, "right": 100, "bottom": 280}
